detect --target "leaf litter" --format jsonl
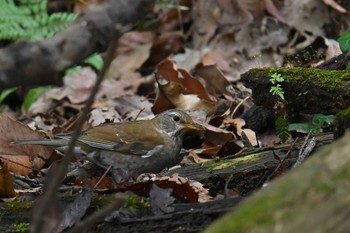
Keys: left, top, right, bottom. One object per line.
{"left": 0, "top": 0, "right": 349, "bottom": 230}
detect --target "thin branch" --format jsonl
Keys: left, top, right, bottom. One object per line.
{"left": 30, "top": 29, "right": 120, "bottom": 233}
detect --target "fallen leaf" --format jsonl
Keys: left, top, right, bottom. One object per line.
{"left": 150, "top": 184, "right": 175, "bottom": 215}
{"left": 224, "top": 117, "right": 258, "bottom": 146}
{"left": 135, "top": 174, "right": 211, "bottom": 203}
{"left": 108, "top": 31, "right": 154, "bottom": 78}
{"left": 113, "top": 95, "right": 154, "bottom": 119}
{"left": 143, "top": 31, "right": 184, "bottom": 67}
{"left": 153, "top": 60, "right": 216, "bottom": 115}
{"left": 89, "top": 107, "right": 121, "bottom": 127}
{"left": 188, "top": 148, "right": 220, "bottom": 162}
{"left": 201, "top": 50, "right": 233, "bottom": 72}
{"left": 194, "top": 64, "right": 235, "bottom": 100}
{"left": 322, "top": 0, "right": 347, "bottom": 13}
{"left": 0, "top": 161, "right": 16, "bottom": 198}
{"left": 55, "top": 186, "right": 93, "bottom": 232}
{"left": 0, "top": 114, "right": 53, "bottom": 175}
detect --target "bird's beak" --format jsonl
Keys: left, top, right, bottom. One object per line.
{"left": 185, "top": 123, "right": 205, "bottom": 132}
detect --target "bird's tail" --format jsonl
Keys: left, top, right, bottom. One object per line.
{"left": 11, "top": 139, "right": 68, "bottom": 147}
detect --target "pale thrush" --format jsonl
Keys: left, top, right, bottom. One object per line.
{"left": 13, "top": 109, "right": 204, "bottom": 181}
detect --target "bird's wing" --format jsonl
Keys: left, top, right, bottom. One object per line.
{"left": 70, "top": 121, "right": 167, "bottom": 157}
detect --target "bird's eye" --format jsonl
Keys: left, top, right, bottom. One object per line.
{"left": 173, "top": 115, "right": 180, "bottom": 122}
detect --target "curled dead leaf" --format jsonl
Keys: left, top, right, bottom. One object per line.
{"left": 153, "top": 60, "right": 216, "bottom": 116}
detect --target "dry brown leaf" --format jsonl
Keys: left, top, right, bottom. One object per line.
{"left": 224, "top": 117, "right": 258, "bottom": 146}
{"left": 241, "top": 128, "right": 258, "bottom": 147}
{"left": 201, "top": 50, "right": 233, "bottom": 72}
{"left": 194, "top": 64, "right": 235, "bottom": 100}
{"left": 216, "top": 140, "right": 242, "bottom": 157}
{"left": 74, "top": 176, "right": 115, "bottom": 189}
{"left": 138, "top": 174, "right": 211, "bottom": 203}
{"left": 113, "top": 95, "right": 154, "bottom": 120}
{"left": 154, "top": 60, "right": 216, "bottom": 115}
{"left": 0, "top": 114, "right": 53, "bottom": 175}
{"left": 64, "top": 67, "right": 97, "bottom": 104}
{"left": 89, "top": 107, "right": 121, "bottom": 127}
{"left": 144, "top": 31, "right": 184, "bottom": 67}
{"left": 172, "top": 48, "right": 203, "bottom": 71}
{"left": 188, "top": 148, "right": 220, "bottom": 162}
{"left": 178, "top": 68, "right": 216, "bottom": 102}
{"left": 281, "top": 0, "right": 329, "bottom": 37}
{"left": 322, "top": 0, "right": 347, "bottom": 13}
{"left": 30, "top": 67, "right": 145, "bottom": 116}
{"left": 152, "top": 80, "right": 215, "bottom": 116}
{"left": 151, "top": 81, "right": 177, "bottom": 114}
{"left": 202, "top": 121, "right": 234, "bottom": 146}
{"left": 0, "top": 161, "right": 16, "bottom": 198}
{"left": 107, "top": 31, "right": 154, "bottom": 78}
{"left": 191, "top": 1, "right": 222, "bottom": 49}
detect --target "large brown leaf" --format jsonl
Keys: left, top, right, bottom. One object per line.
{"left": 0, "top": 114, "right": 53, "bottom": 175}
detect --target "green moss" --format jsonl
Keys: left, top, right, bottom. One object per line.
{"left": 336, "top": 107, "right": 350, "bottom": 119}
{"left": 207, "top": 154, "right": 260, "bottom": 172}
{"left": 6, "top": 201, "right": 32, "bottom": 210}
{"left": 13, "top": 223, "right": 29, "bottom": 233}
{"left": 259, "top": 67, "right": 350, "bottom": 88}
{"left": 124, "top": 194, "right": 150, "bottom": 211}
{"left": 334, "top": 107, "right": 350, "bottom": 138}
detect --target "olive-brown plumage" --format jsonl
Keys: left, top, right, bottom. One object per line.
{"left": 13, "top": 109, "right": 204, "bottom": 181}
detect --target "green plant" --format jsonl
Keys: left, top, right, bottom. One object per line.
{"left": 270, "top": 72, "right": 289, "bottom": 142}
{"left": 269, "top": 72, "right": 285, "bottom": 100}
{"left": 22, "top": 86, "right": 49, "bottom": 111}
{"left": 276, "top": 116, "right": 290, "bottom": 143}
{"left": 288, "top": 114, "right": 335, "bottom": 134}
{"left": 0, "top": 87, "right": 18, "bottom": 105}
{"left": 0, "top": 0, "right": 78, "bottom": 41}
{"left": 66, "top": 53, "right": 104, "bottom": 75}
{"left": 337, "top": 32, "right": 350, "bottom": 53}
{"left": 337, "top": 31, "right": 350, "bottom": 69}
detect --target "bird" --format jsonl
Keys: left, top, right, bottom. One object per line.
{"left": 12, "top": 109, "right": 204, "bottom": 182}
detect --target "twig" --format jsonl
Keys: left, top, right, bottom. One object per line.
{"left": 293, "top": 132, "right": 316, "bottom": 168}
{"left": 231, "top": 95, "right": 251, "bottom": 117}
{"left": 31, "top": 31, "right": 120, "bottom": 233}
{"left": 94, "top": 165, "right": 112, "bottom": 189}
{"left": 263, "top": 138, "right": 298, "bottom": 184}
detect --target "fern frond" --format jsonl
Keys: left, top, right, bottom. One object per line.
{"left": 0, "top": 0, "right": 78, "bottom": 41}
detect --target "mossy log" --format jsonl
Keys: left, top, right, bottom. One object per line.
{"left": 98, "top": 133, "right": 333, "bottom": 232}
{"left": 168, "top": 133, "right": 333, "bottom": 196}
{"left": 204, "top": 132, "right": 350, "bottom": 233}
{"left": 334, "top": 107, "right": 350, "bottom": 139}
{"left": 241, "top": 67, "right": 350, "bottom": 115}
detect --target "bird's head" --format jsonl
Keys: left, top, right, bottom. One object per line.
{"left": 154, "top": 109, "right": 205, "bottom": 138}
